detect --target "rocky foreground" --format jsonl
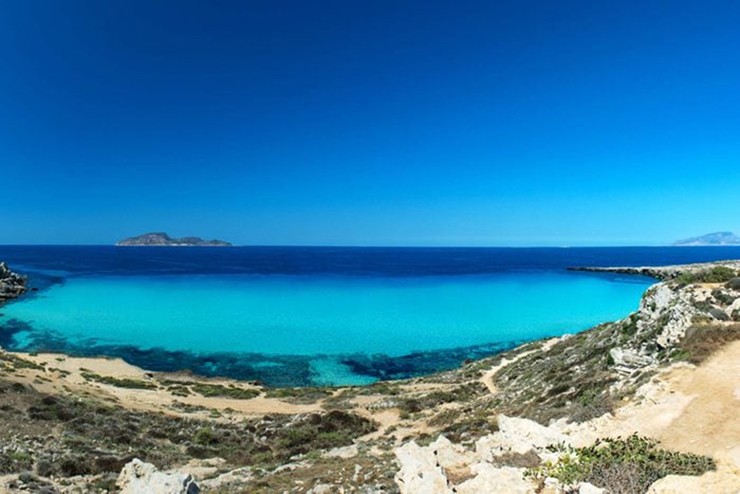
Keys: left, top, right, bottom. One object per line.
{"left": 0, "top": 262, "right": 739, "bottom": 493}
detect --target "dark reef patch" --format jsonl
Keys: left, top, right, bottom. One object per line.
{"left": 340, "top": 340, "right": 523, "bottom": 381}
{"left": 0, "top": 318, "right": 525, "bottom": 387}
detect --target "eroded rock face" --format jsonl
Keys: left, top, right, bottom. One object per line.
{"left": 640, "top": 284, "right": 696, "bottom": 349}
{"left": 476, "top": 415, "right": 568, "bottom": 460}
{"left": 117, "top": 459, "right": 200, "bottom": 494}
{"left": 395, "top": 416, "right": 568, "bottom": 494}
{"left": 0, "top": 262, "right": 26, "bottom": 302}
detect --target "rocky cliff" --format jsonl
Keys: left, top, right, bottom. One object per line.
{"left": 0, "top": 263, "right": 26, "bottom": 302}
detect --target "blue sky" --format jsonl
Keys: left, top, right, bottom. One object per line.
{"left": 1, "top": 1, "right": 739, "bottom": 246}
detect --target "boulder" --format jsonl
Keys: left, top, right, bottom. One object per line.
{"left": 394, "top": 440, "right": 453, "bottom": 494}
{"left": 117, "top": 459, "right": 200, "bottom": 494}
{"left": 609, "top": 347, "right": 655, "bottom": 373}
{"left": 0, "top": 262, "right": 26, "bottom": 301}
{"left": 457, "top": 463, "right": 534, "bottom": 494}
{"left": 578, "top": 482, "right": 606, "bottom": 494}
{"left": 475, "top": 415, "right": 569, "bottom": 460}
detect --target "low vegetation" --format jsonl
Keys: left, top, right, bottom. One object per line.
{"left": 676, "top": 323, "right": 740, "bottom": 364}
{"left": 529, "top": 434, "right": 716, "bottom": 494}
{"left": 489, "top": 324, "right": 620, "bottom": 425}
{"left": 81, "top": 371, "right": 157, "bottom": 390}
{"left": 0, "top": 379, "right": 376, "bottom": 487}
{"left": 264, "top": 386, "right": 333, "bottom": 404}
{"left": 674, "top": 266, "right": 738, "bottom": 286}
{"left": 190, "top": 382, "right": 260, "bottom": 400}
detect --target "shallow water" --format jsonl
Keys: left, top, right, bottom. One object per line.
{"left": 3, "top": 272, "right": 648, "bottom": 356}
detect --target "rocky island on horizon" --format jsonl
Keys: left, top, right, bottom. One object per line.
{"left": 673, "top": 231, "right": 740, "bottom": 246}
{"left": 116, "top": 232, "right": 233, "bottom": 247}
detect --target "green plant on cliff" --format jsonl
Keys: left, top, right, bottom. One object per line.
{"left": 674, "top": 266, "right": 737, "bottom": 286}
{"left": 529, "top": 434, "right": 715, "bottom": 494}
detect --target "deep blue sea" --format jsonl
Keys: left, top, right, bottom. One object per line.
{"left": 1, "top": 246, "right": 739, "bottom": 386}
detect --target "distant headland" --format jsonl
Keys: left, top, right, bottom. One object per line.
{"left": 116, "top": 232, "right": 232, "bottom": 247}
{"left": 673, "top": 231, "right": 740, "bottom": 246}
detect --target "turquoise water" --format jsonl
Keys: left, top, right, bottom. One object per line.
{"left": 2, "top": 272, "right": 650, "bottom": 384}
{"left": 1, "top": 245, "right": 694, "bottom": 385}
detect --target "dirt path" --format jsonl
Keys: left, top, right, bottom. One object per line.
{"left": 655, "top": 341, "right": 740, "bottom": 466}
{"left": 480, "top": 338, "right": 560, "bottom": 393}
{"left": 567, "top": 341, "right": 740, "bottom": 492}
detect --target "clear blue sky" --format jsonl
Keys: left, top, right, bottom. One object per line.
{"left": 1, "top": 1, "right": 738, "bottom": 246}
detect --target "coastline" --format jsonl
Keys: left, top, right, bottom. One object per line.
{"left": 568, "top": 259, "right": 740, "bottom": 280}
{"left": 0, "top": 260, "right": 739, "bottom": 492}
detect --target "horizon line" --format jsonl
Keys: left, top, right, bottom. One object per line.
{"left": 3, "top": 243, "right": 740, "bottom": 249}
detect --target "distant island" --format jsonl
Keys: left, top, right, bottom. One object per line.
{"left": 116, "top": 232, "right": 232, "bottom": 247}
{"left": 674, "top": 231, "right": 740, "bottom": 246}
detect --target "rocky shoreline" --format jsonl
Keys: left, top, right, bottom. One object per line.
{"left": 568, "top": 259, "right": 740, "bottom": 281}
{"left": 0, "top": 260, "right": 739, "bottom": 493}
{"left": 0, "top": 262, "right": 26, "bottom": 302}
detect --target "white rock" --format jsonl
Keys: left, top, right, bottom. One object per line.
{"left": 394, "top": 441, "right": 452, "bottom": 494}
{"left": 323, "top": 444, "right": 358, "bottom": 459}
{"left": 428, "top": 435, "right": 472, "bottom": 470}
{"left": 610, "top": 347, "right": 655, "bottom": 369}
{"left": 198, "top": 467, "right": 252, "bottom": 491}
{"left": 117, "top": 459, "right": 200, "bottom": 494}
{"left": 475, "top": 415, "right": 569, "bottom": 460}
{"left": 456, "top": 463, "right": 534, "bottom": 494}
{"left": 309, "top": 484, "right": 334, "bottom": 494}
{"left": 541, "top": 476, "right": 566, "bottom": 494}
{"left": 578, "top": 481, "right": 606, "bottom": 494}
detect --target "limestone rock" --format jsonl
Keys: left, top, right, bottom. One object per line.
{"left": 323, "top": 444, "right": 358, "bottom": 459}
{"left": 198, "top": 467, "right": 252, "bottom": 491}
{"left": 578, "top": 482, "right": 606, "bottom": 494}
{"left": 475, "top": 415, "right": 569, "bottom": 460}
{"left": 394, "top": 440, "right": 454, "bottom": 494}
{"left": 394, "top": 419, "right": 567, "bottom": 493}
{"left": 639, "top": 283, "right": 696, "bottom": 349}
{"left": 117, "top": 459, "right": 200, "bottom": 494}
{"left": 457, "top": 463, "right": 534, "bottom": 494}
{"left": 609, "top": 347, "right": 656, "bottom": 374}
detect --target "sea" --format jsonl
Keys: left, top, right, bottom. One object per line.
{"left": 1, "top": 246, "right": 739, "bottom": 387}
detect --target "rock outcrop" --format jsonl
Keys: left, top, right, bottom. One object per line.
{"left": 395, "top": 431, "right": 537, "bottom": 494}
{"left": 117, "top": 459, "right": 200, "bottom": 494}
{"left": 394, "top": 415, "right": 611, "bottom": 494}
{"left": 568, "top": 260, "right": 740, "bottom": 281}
{"left": 0, "top": 262, "right": 26, "bottom": 302}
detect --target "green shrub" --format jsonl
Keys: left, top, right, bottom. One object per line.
{"left": 725, "top": 277, "right": 740, "bottom": 290}
{"left": 529, "top": 434, "right": 715, "bottom": 494}
{"left": 265, "top": 387, "right": 333, "bottom": 404}
{"left": 675, "top": 267, "right": 737, "bottom": 286}
{"left": 191, "top": 383, "right": 260, "bottom": 400}
{"left": 81, "top": 372, "right": 156, "bottom": 390}
{"left": 709, "top": 308, "right": 730, "bottom": 321}
{"left": 711, "top": 288, "right": 736, "bottom": 306}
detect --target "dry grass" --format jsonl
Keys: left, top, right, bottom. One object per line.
{"left": 680, "top": 323, "right": 740, "bottom": 364}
